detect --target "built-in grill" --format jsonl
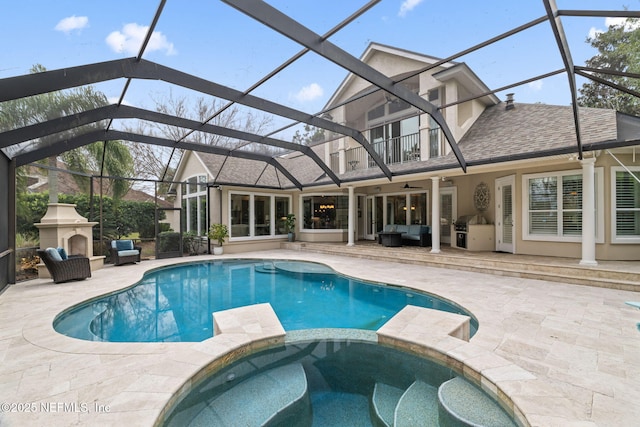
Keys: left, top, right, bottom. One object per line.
{"left": 454, "top": 214, "right": 487, "bottom": 249}
{"left": 454, "top": 214, "right": 486, "bottom": 232}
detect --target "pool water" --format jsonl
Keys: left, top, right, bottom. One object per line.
{"left": 161, "top": 337, "right": 517, "bottom": 427}
{"left": 54, "top": 259, "right": 477, "bottom": 342}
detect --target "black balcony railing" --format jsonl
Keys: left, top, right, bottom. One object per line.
{"left": 343, "top": 132, "right": 420, "bottom": 172}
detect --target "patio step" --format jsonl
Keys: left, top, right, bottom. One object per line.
{"left": 284, "top": 242, "right": 640, "bottom": 291}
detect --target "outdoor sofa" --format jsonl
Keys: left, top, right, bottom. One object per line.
{"left": 378, "top": 224, "right": 432, "bottom": 247}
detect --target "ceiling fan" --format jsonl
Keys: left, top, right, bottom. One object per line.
{"left": 403, "top": 182, "right": 422, "bottom": 189}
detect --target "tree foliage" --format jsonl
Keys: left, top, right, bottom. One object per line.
{"left": 18, "top": 193, "right": 163, "bottom": 241}
{"left": 292, "top": 124, "right": 326, "bottom": 145}
{"left": 126, "top": 92, "right": 275, "bottom": 188}
{"left": 0, "top": 64, "right": 135, "bottom": 201}
{"left": 577, "top": 18, "right": 640, "bottom": 115}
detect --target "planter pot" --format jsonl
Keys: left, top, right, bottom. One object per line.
{"left": 287, "top": 232, "right": 295, "bottom": 242}
{"left": 213, "top": 246, "right": 224, "bottom": 255}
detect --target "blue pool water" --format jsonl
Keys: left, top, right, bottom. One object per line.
{"left": 161, "top": 337, "right": 517, "bottom": 426}
{"left": 54, "top": 259, "right": 477, "bottom": 342}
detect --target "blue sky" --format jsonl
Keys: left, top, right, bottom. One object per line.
{"left": 1, "top": 0, "right": 639, "bottom": 138}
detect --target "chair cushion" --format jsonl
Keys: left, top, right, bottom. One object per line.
{"left": 117, "top": 249, "right": 139, "bottom": 257}
{"left": 57, "top": 247, "right": 68, "bottom": 260}
{"left": 115, "top": 240, "right": 134, "bottom": 251}
{"left": 395, "top": 225, "right": 409, "bottom": 234}
{"left": 407, "top": 224, "right": 423, "bottom": 235}
{"left": 45, "top": 247, "right": 62, "bottom": 261}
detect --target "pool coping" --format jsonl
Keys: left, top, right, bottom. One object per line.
{"left": 2, "top": 251, "right": 638, "bottom": 426}
{"left": 155, "top": 302, "right": 532, "bottom": 427}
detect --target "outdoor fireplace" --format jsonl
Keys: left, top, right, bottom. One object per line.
{"left": 35, "top": 203, "right": 105, "bottom": 278}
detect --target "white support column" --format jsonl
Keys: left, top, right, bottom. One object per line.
{"left": 580, "top": 158, "right": 597, "bottom": 266}
{"left": 431, "top": 177, "right": 441, "bottom": 254}
{"left": 347, "top": 185, "right": 355, "bottom": 246}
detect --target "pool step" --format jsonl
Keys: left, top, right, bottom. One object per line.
{"left": 438, "top": 377, "right": 517, "bottom": 427}
{"left": 370, "top": 381, "right": 439, "bottom": 427}
{"left": 372, "top": 378, "right": 516, "bottom": 426}
{"left": 189, "top": 363, "right": 311, "bottom": 427}
{"left": 371, "top": 383, "right": 404, "bottom": 427}
{"left": 255, "top": 262, "right": 279, "bottom": 274}
{"left": 394, "top": 381, "right": 439, "bottom": 427}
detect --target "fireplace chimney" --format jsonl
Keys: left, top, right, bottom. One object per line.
{"left": 505, "top": 93, "right": 515, "bottom": 110}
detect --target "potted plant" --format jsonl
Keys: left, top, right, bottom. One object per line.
{"left": 208, "top": 223, "right": 229, "bottom": 255}
{"left": 284, "top": 213, "right": 296, "bottom": 242}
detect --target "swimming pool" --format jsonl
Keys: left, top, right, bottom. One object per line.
{"left": 54, "top": 259, "right": 477, "bottom": 342}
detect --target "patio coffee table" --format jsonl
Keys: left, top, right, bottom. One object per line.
{"left": 379, "top": 231, "right": 402, "bottom": 247}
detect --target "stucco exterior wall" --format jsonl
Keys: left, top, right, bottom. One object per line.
{"left": 455, "top": 154, "right": 640, "bottom": 261}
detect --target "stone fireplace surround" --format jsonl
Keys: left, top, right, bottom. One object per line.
{"left": 35, "top": 203, "right": 105, "bottom": 278}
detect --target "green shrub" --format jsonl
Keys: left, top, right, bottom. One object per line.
{"left": 17, "top": 193, "right": 165, "bottom": 240}
{"left": 158, "top": 231, "right": 181, "bottom": 253}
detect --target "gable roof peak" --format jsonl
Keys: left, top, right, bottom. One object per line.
{"left": 360, "top": 42, "right": 457, "bottom": 68}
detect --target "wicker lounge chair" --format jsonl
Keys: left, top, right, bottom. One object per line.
{"left": 110, "top": 240, "right": 142, "bottom": 266}
{"left": 37, "top": 248, "right": 91, "bottom": 284}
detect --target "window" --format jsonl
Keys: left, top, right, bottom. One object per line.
{"left": 523, "top": 169, "right": 603, "bottom": 242}
{"left": 229, "top": 192, "right": 290, "bottom": 239}
{"left": 429, "top": 116, "right": 441, "bottom": 158}
{"left": 612, "top": 167, "right": 640, "bottom": 243}
{"left": 230, "top": 194, "right": 250, "bottom": 237}
{"left": 275, "top": 197, "right": 289, "bottom": 234}
{"left": 366, "top": 97, "right": 420, "bottom": 166}
{"left": 369, "top": 116, "right": 420, "bottom": 165}
{"left": 302, "top": 195, "right": 348, "bottom": 230}
{"left": 254, "top": 195, "right": 271, "bottom": 236}
{"left": 182, "top": 175, "right": 207, "bottom": 235}
{"left": 385, "top": 193, "right": 428, "bottom": 226}
{"left": 427, "top": 87, "right": 443, "bottom": 159}
{"left": 410, "top": 193, "right": 427, "bottom": 224}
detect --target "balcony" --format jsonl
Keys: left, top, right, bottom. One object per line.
{"left": 337, "top": 132, "right": 421, "bottom": 172}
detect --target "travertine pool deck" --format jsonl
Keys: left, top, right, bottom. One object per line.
{"left": 1, "top": 250, "right": 639, "bottom": 426}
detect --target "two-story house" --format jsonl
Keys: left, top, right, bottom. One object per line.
{"left": 173, "top": 43, "right": 640, "bottom": 263}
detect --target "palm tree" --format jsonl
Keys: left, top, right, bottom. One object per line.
{"left": 0, "top": 64, "right": 134, "bottom": 202}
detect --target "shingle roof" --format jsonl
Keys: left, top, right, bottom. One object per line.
{"left": 457, "top": 102, "right": 617, "bottom": 162}
{"left": 191, "top": 102, "right": 628, "bottom": 188}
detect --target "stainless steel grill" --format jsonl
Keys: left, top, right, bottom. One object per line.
{"left": 454, "top": 215, "right": 487, "bottom": 249}
{"left": 454, "top": 214, "right": 487, "bottom": 232}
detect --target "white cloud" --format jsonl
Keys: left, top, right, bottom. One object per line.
{"left": 605, "top": 17, "right": 627, "bottom": 28}
{"left": 588, "top": 27, "right": 602, "bottom": 40}
{"left": 292, "top": 83, "right": 324, "bottom": 103}
{"left": 528, "top": 80, "right": 543, "bottom": 91}
{"left": 54, "top": 16, "right": 89, "bottom": 34}
{"left": 398, "top": 0, "right": 424, "bottom": 17}
{"left": 589, "top": 17, "right": 640, "bottom": 39}
{"left": 106, "top": 23, "right": 176, "bottom": 56}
